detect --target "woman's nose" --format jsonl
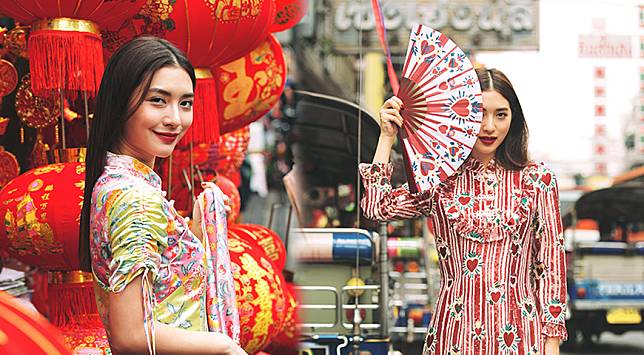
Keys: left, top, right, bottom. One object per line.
{"left": 481, "top": 114, "right": 495, "bottom": 132}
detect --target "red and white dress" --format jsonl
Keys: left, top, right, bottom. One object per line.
{"left": 360, "top": 157, "right": 567, "bottom": 354}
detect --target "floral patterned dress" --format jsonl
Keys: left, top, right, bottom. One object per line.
{"left": 90, "top": 152, "right": 239, "bottom": 354}
{"left": 360, "top": 157, "right": 567, "bottom": 355}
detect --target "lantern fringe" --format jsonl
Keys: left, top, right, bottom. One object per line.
{"left": 28, "top": 30, "right": 104, "bottom": 99}
{"left": 181, "top": 76, "right": 220, "bottom": 145}
{"left": 48, "top": 281, "right": 101, "bottom": 328}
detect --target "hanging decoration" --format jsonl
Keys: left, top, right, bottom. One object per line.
{"left": 3, "top": 26, "right": 29, "bottom": 59}
{"left": 0, "top": 0, "right": 146, "bottom": 97}
{"left": 216, "top": 34, "right": 286, "bottom": 135}
{"left": 271, "top": 0, "right": 308, "bottom": 33}
{"left": 229, "top": 224, "right": 286, "bottom": 271}
{"left": 0, "top": 147, "right": 20, "bottom": 190}
{"left": 228, "top": 230, "right": 287, "bottom": 354}
{"left": 15, "top": 74, "right": 61, "bottom": 129}
{"left": 215, "top": 126, "right": 250, "bottom": 186}
{"left": 0, "top": 162, "right": 85, "bottom": 270}
{"left": 0, "top": 59, "right": 18, "bottom": 97}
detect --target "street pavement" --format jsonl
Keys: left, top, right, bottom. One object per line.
{"left": 562, "top": 332, "right": 644, "bottom": 354}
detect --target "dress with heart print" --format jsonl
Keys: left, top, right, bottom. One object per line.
{"left": 360, "top": 157, "right": 567, "bottom": 355}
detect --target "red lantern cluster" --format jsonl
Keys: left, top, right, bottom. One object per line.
{"left": 0, "top": 162, "right": 84, "bottom": 270}
{"left": 215, "top": 126, "right": 250, "bottom": 186}
{"left": 271, "top": 0, "right": 308, "bottom": 33}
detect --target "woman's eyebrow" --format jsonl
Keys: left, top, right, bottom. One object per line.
{"left": 148, "top": 87, "right": 194, "bottom": 98}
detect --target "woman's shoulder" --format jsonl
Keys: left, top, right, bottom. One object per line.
{"left": 521, "top": 160, "right": 558, "bottom": 192}
{"left": 93, "top": 173, "right": 164, "bottom": 214}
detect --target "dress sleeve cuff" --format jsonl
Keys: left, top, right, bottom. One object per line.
{"left": 542, "top": 322, "right": 567, "bottom": 341}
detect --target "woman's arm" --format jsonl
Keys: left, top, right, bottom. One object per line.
{"left": 360, "top": 97, "right": 434, "bottom": 221}
{"left": 530, "top": 163, "right": 567, "bottom": 347}
{"left": 107, "top": 275, "right": 246, "bottom": 355}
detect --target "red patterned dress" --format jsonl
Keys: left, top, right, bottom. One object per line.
{"left": 360, "top": 157, "right": 567, "bottom": 354}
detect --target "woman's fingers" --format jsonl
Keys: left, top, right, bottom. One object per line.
{"left": 381, "top": 110, "right": 404, "bottom": 127}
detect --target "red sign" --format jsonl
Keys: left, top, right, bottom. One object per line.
{"left": 579, "top": 35, "right": 632, "bottom": 58}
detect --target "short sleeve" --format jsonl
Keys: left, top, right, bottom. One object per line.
{"left": 106, "top": 189, "right": 169, "bottom": 293}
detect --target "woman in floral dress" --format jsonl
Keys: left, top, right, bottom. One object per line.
{"left": 360, "top": 68, "right": 567, "bottom": 355}
{"left": 77, "top": 37, "right": 247, "bottom": 355}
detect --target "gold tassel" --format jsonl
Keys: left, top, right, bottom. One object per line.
{"left": 55, "top": 124, "right": 60, "bottom": 146}
{"left": 20, "top": 126, "right": 24, "bottom": 143}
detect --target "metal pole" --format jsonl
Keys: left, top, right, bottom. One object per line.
{"left": 378, "top": 222, "right": 389, "bottom": 338}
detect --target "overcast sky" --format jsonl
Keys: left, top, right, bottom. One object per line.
{"left": 475, "top": 0, "right": 641, "bottom": 179}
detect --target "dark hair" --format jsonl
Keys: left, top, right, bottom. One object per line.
{"left": 78, "top": 36, "right": 196, "bottom": 272}
{"left": 475, "top": 67, "right": 529, "bottom": 170}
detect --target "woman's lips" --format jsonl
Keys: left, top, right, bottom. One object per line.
{"left": 479, "top": 137, "right": 497, "bottom": 145}
{"left": 154, "top": 131, "right": 179, "bottom": 144}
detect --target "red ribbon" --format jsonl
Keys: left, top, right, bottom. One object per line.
{"left": 371, "top": 0, "right": 399, "bottom": 94}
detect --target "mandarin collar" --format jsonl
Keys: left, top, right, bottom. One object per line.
{"left": 105, "top": 151, "right": 162, "bottom": 190}
{"left": 462, "top": 156, "right": 498, "bottom": 174}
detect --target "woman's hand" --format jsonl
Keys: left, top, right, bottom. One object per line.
{"left": 201, "top": 181, "right": 232, "bottom": 214}
{"left": 544, "top": 337, "right": 560, "bottom": 355}
{"left": 379, "top": 96, "right": 404, "bottom": 139}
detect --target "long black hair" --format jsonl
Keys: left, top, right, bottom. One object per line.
{"left": 78, "top": 36, "right": 196, "bottom": 272}
{"left": 475, "top": 67, "right": 530, "bottom": 170}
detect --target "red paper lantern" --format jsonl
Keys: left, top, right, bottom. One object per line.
{"left": 228, "top": 232, "right": 287, "bottom": 354}
{"left": 216, "top": 34, "right": 287, "bottom": 135}
{"left": 216, "top": 175, "right": 241, "bottom": 225}
{"left": 61, "top": 325, "right": 110, "bottom": 354}
{"left": 0, "top": 162, "right": 84, "bottom": 270}
{"left": 0, "top": 291, "right": 71, "bottom": 355}
{"left": 215, "top": 126, "right": 250, "bottom": 185}
{"left": 269, "top": 282, "right": 299, "bottom": 348}
{"left": 229, "top": 224, "right": 286, "bottom": 271}
{"left": 271, "top": 0, "right": 308, "bottom": 33}
{"left": 128, "top": 0, "right": 276, "bottom": 144}
{"left": 0, "top": 1, "right": 145, "bottom": 97}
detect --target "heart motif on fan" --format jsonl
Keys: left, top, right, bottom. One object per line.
{"left": 396, "top": 24, "right": 483, "bottom": 192}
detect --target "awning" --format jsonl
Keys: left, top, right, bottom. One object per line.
{"left": 575, "top": 186, "right": 644, "bottom": 222}
{"left": 291, "top": 91, "right": 382, "bottom": 187}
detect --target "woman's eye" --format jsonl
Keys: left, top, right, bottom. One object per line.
{"left": 181, "top": 100, "right": 194, "bottom": 108}
{"left": 149, "top": 97, "right": 166, "bottom": 104}
{"left": 496, "top": 112, "right": 508, "bottom": 119}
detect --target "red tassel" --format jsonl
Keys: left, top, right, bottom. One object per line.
{"left": 28, "top": 29, "right": 104, "bottom": 99}
{"left": 48, "top": 281, "right": 101, "bottom": 328}
{"left": 181, "top": 76, "right": 220, "bottom": 145}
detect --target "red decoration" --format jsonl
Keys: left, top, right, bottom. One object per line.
{"left": 0, "top": 147, "right": 20, "bottom": 190}
{"left": 15, "top": 74, "right": 61, "bottom": 129}
{"left": 216, "top": 175, "right": 241, "bottom": 225}
{"left": 215, "top": 126, "right": 250, "bottom": 185}
{"left": 229, "top": 224, "right": 286, "bottom": 271}
{"left": 0, "top": 162, "right": 85, "bottom": 270}
{"left": 0, "top": 1, "right": 145, "bottom": 97}
{"left": 228, "top": 231, "right": 287, "bottom": 354}
{"left": 0, "top": 291, "right": 71, "bottom": 355}
{"left": 216, "top": 34, "right": 287, "bottom": 135}
{"left": 268, "top": 282, "right": 299, "bottom": 349}
{"left": 0, "top": 59, "right": 18, "bottom": 97}
{"left": 271, "top": 0, "right": 308, "bottom": 33}
{"left": 120, "top": 0, "right": 276, "bottom": 144}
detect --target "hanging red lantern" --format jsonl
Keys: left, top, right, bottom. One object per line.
{"left": 0, "top": 162, "right": 84, "bottom": 270}
{"left": 0, "top": 1, "right": 145, "bottom": 97}
{"left": 265, "top": 281, "right": 299, "bottom": 352}
{"left": 271, "top": 0, "right": 308, "bottom": 33}
{"left": 215, "top": 126, "right": 250, "bottom": 186}
{"left": 216, "top": 34, "right": 287, "bottom": 135}
{"left": 228, "top": 231, "right": 287, "bottom": 354}
{"left": 216, "top": 175, "right": 241, "bottom": 225}
{"left": 0, "top": 291, "right": 71, "bottom": 355}
{"left": 126, "top": 0, "right": 276, "bottom": 144}
{"left": 229, "top": 224, "right": 286, "bottom": 271}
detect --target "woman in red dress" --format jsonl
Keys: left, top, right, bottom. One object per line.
{"left": 360, "top": 68, "right": 567, "bottom": 355}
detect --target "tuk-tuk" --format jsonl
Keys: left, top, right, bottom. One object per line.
{"left": 563, "top": 183, "right": 644, "bottom": 348}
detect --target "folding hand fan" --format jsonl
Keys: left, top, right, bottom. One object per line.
{"left": 396, "top": 24, "right": 483, "bottom": 193}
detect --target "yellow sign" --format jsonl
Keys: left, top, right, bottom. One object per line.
{"left": 606, "top": 308, "right": 641, "bottom": 325}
